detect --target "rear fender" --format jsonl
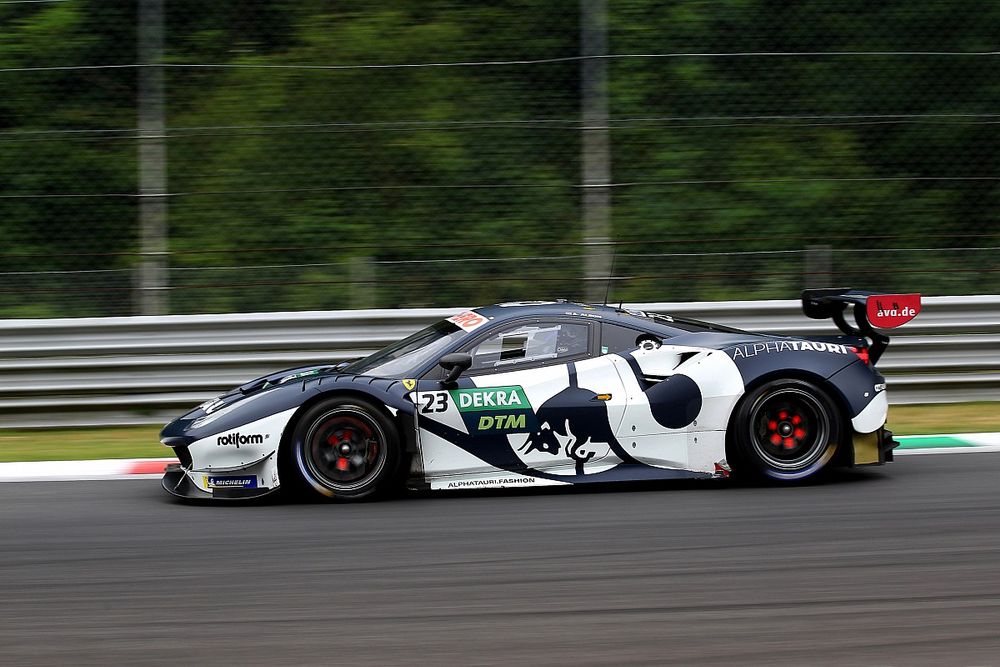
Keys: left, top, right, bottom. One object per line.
{"left": 726, "top": 362, "right": 881, "bottom": 468}
{"left": 725, "top": 339, "right": 858, "bottom": 388}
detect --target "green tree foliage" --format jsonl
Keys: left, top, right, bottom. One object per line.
{"left": 1, "top": 1, "right": 997, "bottom": 316}
{"left": 0, "top": 0, "right": 137, "bottom": 316}
{"left": 608, "top": 0, "right": 1000, "bottom": 300}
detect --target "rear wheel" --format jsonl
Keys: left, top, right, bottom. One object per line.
{"left": 730, "top": 379, "right": 842, "bottom": 482}
{"left": 283, "top": 396, "right": 402, "bottom": 501}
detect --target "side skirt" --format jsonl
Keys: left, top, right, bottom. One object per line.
{"left": 413, "top": 463, "right": 717, "bottom": 492}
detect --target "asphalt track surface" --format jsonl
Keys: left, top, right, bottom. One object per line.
{"left": 3, "top": 454, "right": 1000, "bottom": 666}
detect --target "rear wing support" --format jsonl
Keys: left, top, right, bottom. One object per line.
{"left": 801, "top": 288, "right": 921, "bottom": 364}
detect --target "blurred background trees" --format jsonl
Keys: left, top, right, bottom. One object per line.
{"left": 1, "top": 0, "right": 998, "bottom": 317}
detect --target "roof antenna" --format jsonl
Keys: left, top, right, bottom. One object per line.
{"left": 603, "top": 241, "right": 617, "bottom": 306}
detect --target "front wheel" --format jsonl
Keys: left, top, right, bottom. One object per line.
{"left": 283, "top": 396, "right": 403, "bottom": 501}
{"left": 730, "top": 379, "right": 842, "bottom": 482}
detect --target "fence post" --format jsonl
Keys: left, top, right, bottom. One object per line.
{"left": 349, "top": 256, "right": 376, "bottom": 309}
{"left": 805, "top": 244, "right": 832, "bottom": 288}
{"left": 580, "top": 0, "right": 612, "bottom": 303}
{"left": 137, "top": 0, "right": 168, "bottom": 315}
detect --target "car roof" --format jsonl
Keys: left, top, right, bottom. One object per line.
{"left": 470, "top": 300, "right": 680, "bottom": 335}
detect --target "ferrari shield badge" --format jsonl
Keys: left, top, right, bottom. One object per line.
{"left": 402, "top": 378, "right": 417, "bottom": 391}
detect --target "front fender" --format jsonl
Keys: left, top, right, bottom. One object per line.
{"left": 159, "top": 374, "right": 417, "bottom": 499}
{"left": 161, "top": 374, "right": 416, "bottom": 445}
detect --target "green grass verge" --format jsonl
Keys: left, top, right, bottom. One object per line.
{"left": 885, "top": 402, "right": 1000, "bottom": 436}
{"left": 0, "top": 426, "right": 165, "bottom": 462}
{"left": 0, "top": 402, "right": 997, "bottom": 463}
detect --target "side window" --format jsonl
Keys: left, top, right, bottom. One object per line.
{"left": 600, "top": 323, "right": 654, "bottom": 355}
{"left": 468, "top": 322, "right": 590, "bottom": 372}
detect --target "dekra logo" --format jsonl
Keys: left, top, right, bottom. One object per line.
{"left": 454, "top": 386, "right": 529, "bottom": 412}
{"left": 217, "top": 432, "right": 265, "bottom": 448}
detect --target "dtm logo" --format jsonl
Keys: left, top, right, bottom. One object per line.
{"left": 216, "top": 432, "right": 265, "bottom": 448}
{"left": 478, "top": 414, "right": 527, "bottom": 431}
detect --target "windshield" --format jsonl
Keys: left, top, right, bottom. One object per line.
{"left": 342, "top": 319, "right": 467, "bottom": 377}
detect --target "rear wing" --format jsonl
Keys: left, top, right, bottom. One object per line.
{"left": 801, "top": 288, "right": 921, "bottom": 364}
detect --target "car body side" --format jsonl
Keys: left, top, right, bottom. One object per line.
{"left": 160, "top": 303, "right": 891, "bottom": 499}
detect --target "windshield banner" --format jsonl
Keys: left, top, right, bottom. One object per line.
{"left": 447, "top": 310, "right": 489, "bottom": 332}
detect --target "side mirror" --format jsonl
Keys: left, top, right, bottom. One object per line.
{"left": 438, "top": 352, "right": 472, "bottom": 385}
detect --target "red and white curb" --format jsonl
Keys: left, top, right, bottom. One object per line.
{"left": 0, "top": 458, "right": 174, "bottom": 482}
{"left": 0, "top": 433, "right": 999, "bottom": 483}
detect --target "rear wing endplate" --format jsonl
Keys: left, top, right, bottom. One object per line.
{"left": 801, "top": 288, "right": 921, "bottom": 364}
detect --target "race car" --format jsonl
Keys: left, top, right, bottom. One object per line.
{"left": 160, "top": 289, "right": 921, "bottom": 501}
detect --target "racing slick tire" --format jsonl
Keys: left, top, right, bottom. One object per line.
{"left": 729, "top": 378, "right": 842, "bottom": 483}
{"left": 281, "top": 396, "right": 403, "bottom": 502}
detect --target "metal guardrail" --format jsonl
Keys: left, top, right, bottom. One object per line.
{"left": 0, "top": 296, "right": 997, "bottom": 428}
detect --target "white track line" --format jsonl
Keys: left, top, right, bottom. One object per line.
{"left": 895, "top": 432, "right": 1000, "bottom": 456}
{"left": 1, "top": 434, "right": 1000, "bottom": 482}
{"left": 895, "top": 444, "right": 1000, "bottom": 456}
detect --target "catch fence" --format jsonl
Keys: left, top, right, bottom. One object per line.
{"left": 2, "top": 1, "right": 998, "bottom": 317}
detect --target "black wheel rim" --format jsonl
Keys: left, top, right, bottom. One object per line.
{"left": 748, "top": 387, "right": 830, "bottom": 471}
{"left": 304, "top": 409, "right": 387, "bottom": 492}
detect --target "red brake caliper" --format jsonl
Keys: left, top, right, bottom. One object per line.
{"left": 767, "top": 410, "right": 805, "bottom": 450}
{"left": 328, "top": 430, "right": 352, "bottom": 471}
{"left": 792, "top": 414, "right": 806, "bottom": 447}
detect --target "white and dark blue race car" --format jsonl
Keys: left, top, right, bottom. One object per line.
{"left": 161, "top": 289, "right": 921, "bottom": 501}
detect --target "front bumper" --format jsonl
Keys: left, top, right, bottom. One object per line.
{"left": 160, "top": 407, "right": 297, "bottom": 500}
{"left": 852, "top": 427, "right": 898, "bottom": 466}
{"left": 162, "top": 463, "right": 279, "bottom": 501}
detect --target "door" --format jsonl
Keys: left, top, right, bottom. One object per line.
{"left": 414, "top": 320, "right": 630, "bottom": 481}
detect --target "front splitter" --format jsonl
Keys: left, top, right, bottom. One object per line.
{"left": 161, "top": 464, "right": 279, "bottom": 501}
